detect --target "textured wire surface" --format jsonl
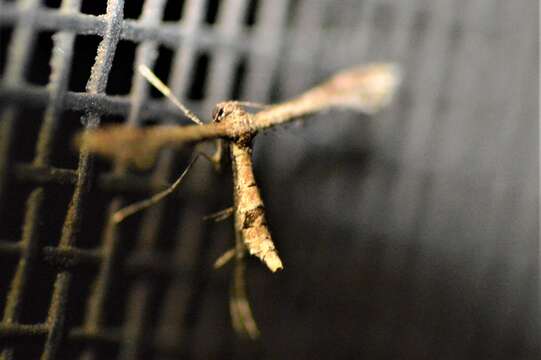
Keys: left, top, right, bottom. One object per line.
{"left": 0, "top": 0, "right": 538, "bottom": 359}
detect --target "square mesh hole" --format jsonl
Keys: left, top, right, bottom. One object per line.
{"left": 187, "top": 51, "right": 211, "bottom": 101}
{"left": 204, "top": 0, "right": 221, "bottom": 25}
{"left": 163, "top": 0, "right": 186, "bottom": 22}
{"left": 81, "top": 0, "right": 108, "bottom": 16}
{"left": 0, "top": 26, "right": 13, "bottom": 76}
{"left": 16, "top": 250, "right": 57, "bottom": 325}
{"left": 43, "top": 0, "right": 61, "bottom": 8}
{"left": 68, "top": 35, "right": 102, "bottom": 92}
{"left": 0, "top": 177, "right": 34, "bottom": 242}
{"left": 0, "top": 257, "right": 18, "bottom": 313}
{"left": 244, "top": 0, "right": 260, "bottom": 27}
{"left": 123, "top": 0, "right": 145, "bottom": 20}
{"left": 230, "top": 55, "right": 247, "bottom": 100}
{"left": 26, "top": 31, "right": 54, "bottom": 86}
{"left": 12, "top": 340, "right": 46, "bottom": 360}
{"left": 106, "top": 40, "right": 136, "bottom": 95}
{"left": 49, "top": 110, "right": 87, "bottom": 169}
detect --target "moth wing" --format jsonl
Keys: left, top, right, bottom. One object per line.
{"left": 252, "top": 63, "right": 401, "bottom": 129}
{"left": 76, "top": 123, "right": 225, "bottom": 168}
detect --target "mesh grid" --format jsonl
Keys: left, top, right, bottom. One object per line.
{"left": 0, "top": 0, "right": 538, "bottom": 359}
{"left": 0, "top": 0, "right": 257, "bottom": 358}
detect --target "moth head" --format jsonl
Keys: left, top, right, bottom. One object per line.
{"left": 212, "top": 101, "right": 245, "bottom": 123}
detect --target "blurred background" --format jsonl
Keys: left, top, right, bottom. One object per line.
{"left": 0, "top": 0, "right": 538, "bottom": 359}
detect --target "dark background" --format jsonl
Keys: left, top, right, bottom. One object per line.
{"left": 0, "top": 0, "right": 538, "bottom": 359}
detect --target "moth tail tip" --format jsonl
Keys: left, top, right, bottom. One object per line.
{"left": 264, "top": 253, "right": 284, "bottom": 272}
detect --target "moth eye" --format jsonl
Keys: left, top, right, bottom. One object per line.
{"left": 213, "top": 107, "right": 225, "bottom": 122}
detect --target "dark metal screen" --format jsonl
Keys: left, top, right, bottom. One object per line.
{"left": 0, "top": 0, "right": 539, "bottom": 359}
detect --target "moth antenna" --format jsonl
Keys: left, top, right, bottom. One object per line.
{"left": 138, "top": 64, "right": 203, "bottom": 125}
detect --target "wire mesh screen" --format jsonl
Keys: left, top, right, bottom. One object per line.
{"left": 0, "top": 0, "right": 538, "bottom": 359}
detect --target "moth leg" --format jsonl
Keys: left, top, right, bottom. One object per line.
{"left": 213, "top": 248, "right": 235, "bottom": 269}
{"left": 196, "top": 139, "right": 224, "bottom": 172}
{"left": 211, "top": 139, "right": 224, "bottom": 169}
{"left": 203, "top": 206, "right": 234, "bottom": 222}
{"left": 229, "top": 233, "right": 260, "bottom": 339}
{"left": 112, "top": 154, "right": 199, "bottom": 224}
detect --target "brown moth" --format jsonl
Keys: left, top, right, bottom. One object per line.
{"left": 77, "top": 63, "right": 401, "bottom": 337}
